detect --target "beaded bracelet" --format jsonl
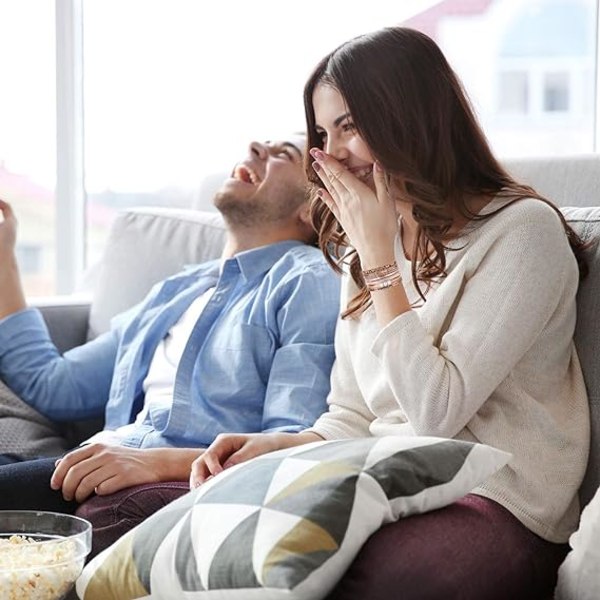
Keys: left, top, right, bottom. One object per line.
{"left": 362, "top": 261, "right": 402, "bottom": 291}
{"left": 362, "top": 262, "right": 398, "bottom": 276}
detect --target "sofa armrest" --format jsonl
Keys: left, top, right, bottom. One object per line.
{"left": 27, "top": 296, "right": 103, "bottom": 447}
{"left": 33, "top": 296, "right": 91, "bottom": 353}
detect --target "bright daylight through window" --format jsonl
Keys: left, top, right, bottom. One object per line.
{"left": 0, "top": 0, "right": 596, "bottom": 297}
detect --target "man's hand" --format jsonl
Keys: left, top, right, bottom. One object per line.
{"left": 0, "top": 200, "right": 26, "bottom": 319}
{"left": 51, "top": 444, "right": 203, "bottom": 503}
{"left": 189, "top": 431, "right": 322, "bottom": 489}
{"left": 0, "top": 200, "right": 18, "bottom": 258}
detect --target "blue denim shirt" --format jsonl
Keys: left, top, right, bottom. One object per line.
{"left": 0, "top": 241, "right": 340, "bottom": 449}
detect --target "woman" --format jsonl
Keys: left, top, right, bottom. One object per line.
{"left": 191, "top": 27, "right": 590, "bottom": 599}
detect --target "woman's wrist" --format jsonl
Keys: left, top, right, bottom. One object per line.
{"left": 297, "top": 431, "right": 325, "bottom": 444}
{"left": 359, "top": 257, "right": 397, "bottom": 271}
{"left": 273, "top": 431, "right": 323, "bottom": 448}
{"left": 153, "top": 448, "right": 205, "bottom": 481}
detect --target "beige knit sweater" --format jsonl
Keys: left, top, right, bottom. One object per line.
{"left": 309, "top": 197, "right": 590, "bottom": 543}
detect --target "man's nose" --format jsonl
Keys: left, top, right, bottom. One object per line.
{"left": 249, "top": 141, "right": 268, "bottom": 160}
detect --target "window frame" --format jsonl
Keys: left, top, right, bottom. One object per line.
{"left": 55, "top": 0, "right": 85, "bottom": 294}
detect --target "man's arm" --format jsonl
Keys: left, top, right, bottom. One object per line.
{"left": 0, "top": 200, "right": 118, "bottom": 420}
{"left": 261, "top": 258, "right": 340, "bottom": 432}
{"left": 0, "top": 309, "right": 119, "bottom": 421}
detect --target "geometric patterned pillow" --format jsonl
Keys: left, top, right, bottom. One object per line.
{"left": 76, "top": 436, "right": 510, "bottom": 600}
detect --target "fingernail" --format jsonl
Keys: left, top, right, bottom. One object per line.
{"left": 312, "top": 161, "right": 321, "bottom": 172}
{"left": 316, "top": 189, "right": 324, "bottom": 197}
{"left": 374, "top": 161, "right": 382, "bottom": 172}
{"left": 310, "top": 148, "right": 324, "bottom": 161}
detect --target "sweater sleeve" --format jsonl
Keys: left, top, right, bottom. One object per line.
{"left": 370, "top": 202, "right": 577, "bottom": 438}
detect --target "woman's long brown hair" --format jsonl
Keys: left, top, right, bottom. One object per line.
{"left": 304, "top": 27, "right": 587, "bottom": 319}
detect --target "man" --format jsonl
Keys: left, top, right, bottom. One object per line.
{"left": 0, "top": 134, "right": 340, "bottom": 515}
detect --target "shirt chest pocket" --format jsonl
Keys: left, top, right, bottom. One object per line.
{"left": 205, "top": 323, "right": 275, "bottom": 384}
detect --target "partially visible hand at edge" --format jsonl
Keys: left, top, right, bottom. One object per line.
{"left": 0, "top": 200, "right": 26, "bottom": 319}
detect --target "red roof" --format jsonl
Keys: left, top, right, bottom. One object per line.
{"left": 403, "top": 0, "right": 495, "bottom": 40}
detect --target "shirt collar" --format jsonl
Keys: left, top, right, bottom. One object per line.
{"left": 225, "top": 240, "right": 307, "bottom": 282}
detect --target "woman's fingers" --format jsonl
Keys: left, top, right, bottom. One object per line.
{"left": 310, "top": 149, "right": 353, "bottom": 197}
{"left": 372, "top": 161, "right": 391, "bottom": 205}
{"left": 189, "top": 434, "right": 244, "bottom": 488}
{"left": 312, "top": 161, "right": 338, "bottom": 199}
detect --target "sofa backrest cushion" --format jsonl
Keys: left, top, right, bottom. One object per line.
{"left": 88, "top": 207, "right": 226, "bottom": 338}
{"left": 562, "top": 207, "right": 600, "bottom": 508}
{"left": 192, "top": 172, "right": 227, "bottom": 211}
{"left": 503, "top": 154, "right": 600, "bottom": 208}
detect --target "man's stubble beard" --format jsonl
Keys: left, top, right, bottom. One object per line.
{"left": 214, "top": 191, "right": 269, "bottom": 228}
{"left": 214, "top": 186, "right": 307, "bottom": 229}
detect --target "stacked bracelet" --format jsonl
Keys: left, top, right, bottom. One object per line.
{"left": 362, "top": 261, "right": 402, "bottom": 291}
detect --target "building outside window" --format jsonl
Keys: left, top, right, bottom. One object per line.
{"left": 498, "top": 70, "right": 530, "bottom": 113}
{"left": 544, "top": 71, "right": 570, "bottom": 112}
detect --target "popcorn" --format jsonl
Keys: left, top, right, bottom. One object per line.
{"left": 0, "top": 535, "right": 84, "bottom": 600}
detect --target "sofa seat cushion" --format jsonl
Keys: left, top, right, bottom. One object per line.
{"left": 327, "top": 493, "right": 568, "bottom": 600}
{"left": 76, "top": 436, "right": 509, "bottom": 600}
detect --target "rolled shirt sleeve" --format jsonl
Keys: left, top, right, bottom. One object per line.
{"left": 0, "top": 308, "right": 118, "bottom": 421}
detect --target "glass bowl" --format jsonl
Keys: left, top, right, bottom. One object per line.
{"left": 0, "top": 510, "right": 92, "bottom": 600}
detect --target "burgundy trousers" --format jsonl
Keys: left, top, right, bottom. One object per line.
{"left": 77, "top": 487, "right": 567, "bottom": 600}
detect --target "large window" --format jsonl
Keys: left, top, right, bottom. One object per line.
{"left": 4, "top": 0, "right": 598, "bottom": 297}
{"left": 82, "top": 0, "right": 439, "bottom": 270}
{"left": 0, "top": 1, "right": 56, "bottom": 296}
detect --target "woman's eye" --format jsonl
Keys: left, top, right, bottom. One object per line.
{"left": 342, "top": 122, "right": 356, "bottom": 133}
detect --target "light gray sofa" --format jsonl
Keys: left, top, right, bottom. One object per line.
{"left": 38, "top": 155, "right": 600, "bottom": 599}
